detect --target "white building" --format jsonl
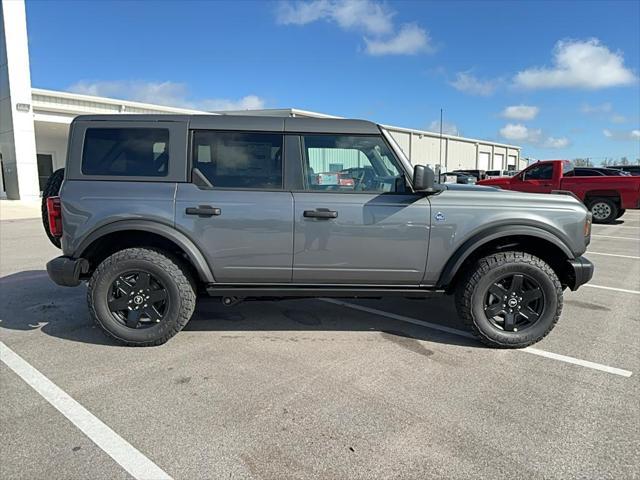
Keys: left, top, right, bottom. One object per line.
{"left": 1, "top": 0, "right": 522, "bottom": 200}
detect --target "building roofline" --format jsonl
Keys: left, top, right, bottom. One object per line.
{"left": 380, "top": 124, "right": 521, "bottom": 150}
{"left": 213, "top": 107, "right": 341, "bottom": 119}
{"left": 31, "top": 87, "right": 211, "bottom": 114}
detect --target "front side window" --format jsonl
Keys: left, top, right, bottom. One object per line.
{"left": 193, "top": 131, "right": 283, "bottom": 189}
{"left": 524, "top": 163, "right": 553, "bottom": 180}
{"left": 82, "top": 128, "right": 169, "bottom": 176}
{"left": 302, "top": 135, "right": 406, "bottom": 193}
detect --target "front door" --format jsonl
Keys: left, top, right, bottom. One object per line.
{"left": 512, "top": 162, "right": 555, "bottom": 193}
{"left": 292, "top": 134, "right": 430, "bottom": 285}
{"left": 175, "top": 130, "right": 293, "bottom": 283}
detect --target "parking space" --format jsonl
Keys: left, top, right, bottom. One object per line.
{"left": 1, "top": 212, "right": 639, "bottom": 479}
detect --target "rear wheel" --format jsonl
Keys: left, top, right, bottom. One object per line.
{"left": 455, "top": 251, "right": 563, "bottom": 348}
{"left": 41, "top": 168, "right": 65, "bottom": 248}
{"left": 588, "top": 197, "right": 618, "bottom": 224}
{"left": 88, "top": 248, "right": 196, "bottom": 346}
{"left": 615, "top": 208, "right": 626, "bottom": 220}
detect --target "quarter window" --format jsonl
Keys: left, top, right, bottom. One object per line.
{"left": 82, "top": 128, "right": 169, "bottom": 176}
{"left": 192, "top": 131, "right": 283, "bottom": 189}
{"left": 302, "top": 135, "right": 406, "bottom": 193}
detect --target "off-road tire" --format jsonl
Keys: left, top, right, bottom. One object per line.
{"left": 41, "top": 168, "right": 65, "bottom": 248}
{"left": 588, "top": 197, "right": 618, "bottom": 224}
{"left": 87, "top": 247, "right": 196, "bottom": 346}
{"left": 455, "top": 251, "right": 563, "bottom": 348}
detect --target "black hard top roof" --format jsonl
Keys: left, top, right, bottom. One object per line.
{"left": 73, "top": 114, "right": 381, "bottom": 135}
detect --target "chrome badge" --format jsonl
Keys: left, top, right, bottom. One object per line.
{"left": 435, "top": 212, "right": 446, "bottom": 222}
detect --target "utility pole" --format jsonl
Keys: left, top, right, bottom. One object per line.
{"left": 439, "top": 108, "right": 443, "bottom": 170}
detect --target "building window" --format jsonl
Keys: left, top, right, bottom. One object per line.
{"left": 82, "top": 128, "right": 169, "bottom": 177}
{"left": 192, "top": 131, "right": 283, "bottom": 189}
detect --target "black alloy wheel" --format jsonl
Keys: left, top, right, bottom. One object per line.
{"left": 483, "top": 273, "right": 545, "bottom": 332}
{"left": 108, "top": 271, "right": 169, "bottom": 329}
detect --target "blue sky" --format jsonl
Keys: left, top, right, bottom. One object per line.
{"left": 25, "top": 0, "right": 640, "bottom": 163}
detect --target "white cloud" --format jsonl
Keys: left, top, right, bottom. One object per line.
{"left": 603, "top": 128, "right": 640, "bottom": 141}
{"left": 428, "top": 120, "right": 460, "bottom": 136}
{"left": 68, "top": 80, "right": 265, "bottom": 111}
{"left": 277, "top": 0, "right": 393, "bottom": 34}
{"left": 501, "top": 105, "right": 539, "bottom": 121}
{"left": 580, "top": 102, "right": 630, "bottom": 124}
{"left": 364, "top": 24, "right": 432, "bottom": 55}
{"left": 514, "top": 39, "right": 638, "bottom": 90}
{"left": 450, "top": 72, "right": 498, "bottom": 96}
{"left": 542, "top": 137, "right": 570, "bottom": 148}
{"left": 500, "top": 123, "right": 541, "bottom": 142}
{"left": 276, "top": 0, "right": 433, "bottom": 55}
{"left": 499, "top": 123, "right": 569, "bottom": 149}
{"left": 580, "top": 102, "right": 613, "bottom": 114}
{"left": 610, "top": 114, "right": 627, "bottom": 124}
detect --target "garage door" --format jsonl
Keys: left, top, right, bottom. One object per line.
{"left": 493, "top": 153, "right": 504, "bottom": 170}
{"left": 478, "top": 152, "right": 490, "bottom": 170}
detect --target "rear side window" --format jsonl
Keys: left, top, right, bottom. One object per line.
{"left": 82, "top": 128, "right": 169, "bottom": 176}
{"left": 192, "top": 131, "right": 283, "bottom": 189}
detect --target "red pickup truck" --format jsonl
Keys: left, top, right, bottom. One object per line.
{"left": 478, "top": 160, "right": 640, "bottom": 223}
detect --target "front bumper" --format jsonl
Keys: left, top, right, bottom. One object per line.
{"left": 46, "top": 256, "right": 89, "bottom": 287}
{"left": 566, "top": 256, "right": 594, "bottom": 291}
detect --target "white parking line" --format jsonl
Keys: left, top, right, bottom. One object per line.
{"left": 0, "top": 341, "right": 173, "bottom": 480}
{"left": 584, "top": 284, "right": 640, "bottom": 295}
{"left": 594, "top": 225, "right": 640, "bottom": 229}
{"left": 322, "top": 299, "right": 633, "bottom": 378}
{"left": 523, "top": 348, "right": 632, "bottom": 377}
{"left": 591, "top": 234, "right": 639, "bottom": 240}
{"left": 587, "top": 251, "right": 640, "bottom": 260}
{"left": 591, "top": 234, "right": 638, "bottom": 241}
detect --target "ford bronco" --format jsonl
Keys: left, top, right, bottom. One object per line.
{"left": 45, "top": 115, "right": 594, "bottom": 347}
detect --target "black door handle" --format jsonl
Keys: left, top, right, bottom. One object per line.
{"left": 303, "top": 209, "right": 338, "bottom": 219}
{"left": 186, "top": 205, "right": 221, "bottom": 217}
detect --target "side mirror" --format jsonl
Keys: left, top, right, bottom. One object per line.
{"left": 413, "top": 165, "right": 435, "bottom": 192}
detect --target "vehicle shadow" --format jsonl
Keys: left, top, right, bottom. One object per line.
{"left": 0, "top": 270, "right": 481, "bottom": 348}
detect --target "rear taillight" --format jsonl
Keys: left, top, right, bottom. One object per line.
{"left": 46, "top": 196, "right": 63, "bottom": 238}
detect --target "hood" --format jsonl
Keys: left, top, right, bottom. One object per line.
{"left": 477, "top": 177, "right": 512, "bottom": 186}
{"left": 444, "top": 184, "right": 502, "bottom": 192}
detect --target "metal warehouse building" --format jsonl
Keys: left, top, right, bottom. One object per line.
{"left": 1, "top": 0, "right": 523, "bottom": 200}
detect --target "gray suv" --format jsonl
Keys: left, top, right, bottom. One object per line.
{"left": 45, "top": 115, "right": 594, "bottom": 348}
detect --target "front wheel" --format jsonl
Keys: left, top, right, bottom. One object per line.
{"left": 455, "top": 251, "right": 563, "bottom": 348}
{"left": 87, "top": 248, "right": 196, "bottom": 346}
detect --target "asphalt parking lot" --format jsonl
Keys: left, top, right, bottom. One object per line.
{"left": 1, "top": 208, "right": 639, "bottom": 480}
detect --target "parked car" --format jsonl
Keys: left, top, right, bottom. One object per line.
{"left": 45, "top": 115, "right": 594, "bottom": 348}
{"left": 565, "top": 167, "right": 631, "bottom": 177}
{"left": 454, "top": 169, "right": 486, "bottom": 181}
{"left": 609, "top": 165, "right": 640, "bottom": 176}
{"left": 478, "top": 160, "right": 640, "bottom": 223}
{"left": 441, "top": 172, "right": 477, "bottom": 184}
{"left": 486, "top": 169, "right": 519, "bottom": 179}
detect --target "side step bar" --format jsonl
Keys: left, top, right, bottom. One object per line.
{"left": 206, "top": 285, "right": 443, "bottom": 298}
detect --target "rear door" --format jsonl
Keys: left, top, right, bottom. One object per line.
{"left": 175, "top": 129, "right": 293, "bottom": 283}
{"left": 291, "top": 134, "right": 430, "bottom": 285}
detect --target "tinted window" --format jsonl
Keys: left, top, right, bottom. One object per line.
{"left": 193, "top": 131, "right": 283, "bottom": 189}
{"left": 572, "top": 168, "right": 603, "bottom": 176}
{"left": 302, "top": 135, "right": 405, "bottom": 193}
{"left": 82, "top": 128, "right": 169, "bottom": 176}
{"left": 524, "top": 163, "right": 553, "bottom": 180}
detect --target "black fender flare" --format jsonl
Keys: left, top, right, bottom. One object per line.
{"left": 74, "top": 220, "right": 215, "bottom": 283}
{"left": 436, "top": 224, "right": 575, "bottom": 288}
